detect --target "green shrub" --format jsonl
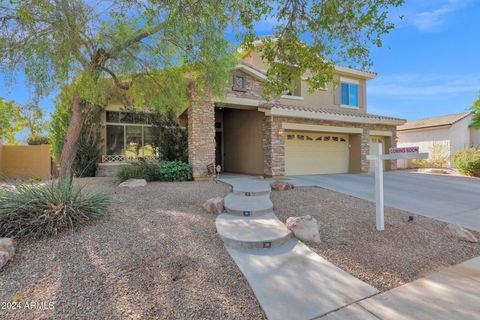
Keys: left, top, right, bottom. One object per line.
{"left": 116, "top": 159, "right": 160, "bottom": 182}
{"left": 157, "top": 161, "right": 192, "bottom": 181}
{"left": 116, "top": 160, "right": 191, "bottom": 182}
{"left": 0, "top": 181, "right": 109, "bottom": 238}
{"left": 27, "top": 135, "right": 49, "bottom": 145}
{"left": 411, "top": 158, "right": 425, "bottom": 168}
{"left": 452, "top": 148, "right": 480, "bottom": 177}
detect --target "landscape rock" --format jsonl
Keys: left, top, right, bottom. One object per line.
{"left": 286, "top": 215, "right": 321, "bottom": 243}
{"left": 445, "top": 224, "right": 479, "bottom": 243}
{"left": 118, "top": 179, "right": 147, "bottom": 188}
{"left": 203, "top": 197, "right": 224, "bottom": 214}
{"left": 0, "top": 238, "right": 15, "bottom": 269}
{"left": 271, "top": 180, "right": 294, "bottom": 191}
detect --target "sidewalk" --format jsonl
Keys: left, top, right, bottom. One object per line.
{"left": 320, "top": 256, "right": 480, "bottom": 320}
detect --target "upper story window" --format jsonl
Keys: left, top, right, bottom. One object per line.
{"left": 341, "top": 82, "right": 358, "bottom": 108}
{"left": 286, "top": 76, "right": 302, "bottom": 97}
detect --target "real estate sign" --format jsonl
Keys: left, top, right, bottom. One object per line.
{"left": 389, "top": 146, "right": 419, "bottom": 154}
{"left": 367, "top": 145, "right": 428, "bottom": 231}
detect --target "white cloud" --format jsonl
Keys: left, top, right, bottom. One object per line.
{"left": 412, "top": 0, "right": 467, "bottom": 31}
{"left": 369, "top": 73, "right": 480, "bottom": 99}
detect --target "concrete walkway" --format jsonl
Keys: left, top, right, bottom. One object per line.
{"left": 216, "top": 176, "right": 378, "bottom": 320}
{"left": 320, "top": 256, "right": 480, "bottom": 320}
{"left": 288, "top": 172, "right": 480, "bottom": 232}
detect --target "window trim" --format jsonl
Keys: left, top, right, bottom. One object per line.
{"left": 340, "top": 78, "right": 360, "bottom": 109}
{"left": 281, "top": 94, "right": 305, "bottom": 101}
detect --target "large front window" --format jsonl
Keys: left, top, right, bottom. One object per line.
{"left": 105, "top": 111, "right": 156, "bottom": 158}
{"left": 341, "top": 82, "right": 358, "bottom": 107}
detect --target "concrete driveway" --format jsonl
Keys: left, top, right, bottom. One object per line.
{"left": 288, "top": 172, "right": 480, "bottom": 232}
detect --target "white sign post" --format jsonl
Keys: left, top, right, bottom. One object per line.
{"left": 367, "top": 145, "right": 428, "bottom": 231}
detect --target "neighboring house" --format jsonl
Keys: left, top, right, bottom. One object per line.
{"left": 97, "top": 43, "right": 405, "bottom": 178}
{"left": 396, "top": 112, "right": 480, "bottom": 168}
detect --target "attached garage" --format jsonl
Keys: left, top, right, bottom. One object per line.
{"left": 284, "top": 131, "right": 350, "bottom": 175}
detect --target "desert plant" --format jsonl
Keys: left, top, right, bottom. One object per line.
{"left": 157, "top": 161, "right": 192, "bottom": 181}
{"left": 116, "top": 159, "right": 161, "bottom": 182}
{"left": 27, "top": 135, "right": 49, "bottom": 145}
{"left": 411, "top": 158, "right": 426, "bottom": 168}
{"left": 427, "top": 142, "right": 449, "bottom": 168}
{"left": 0, "top": 181, "right": 109, "bottom": 238}
{"left": 452, "top": 148, "right": 480, "bottom": 177}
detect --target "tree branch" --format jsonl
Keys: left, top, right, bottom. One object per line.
{"left": 100, "top": 67, "right": 131, "bottom": 90}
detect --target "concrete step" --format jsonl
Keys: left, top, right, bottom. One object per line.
{"left": 224, "top": 193, "right": 273, "bottom": 216}
{"left": 216, "top": 212, "right": 292, "bottom": 249}
{"left": 218, "top": 177, "right": 271, "bottom": 196}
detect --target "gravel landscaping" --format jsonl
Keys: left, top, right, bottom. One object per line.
{"left": 271, "top": 187, "right": 480, "bottom": 291}
{"left": 0, "top": 178, "right": 266, "bottom": 320}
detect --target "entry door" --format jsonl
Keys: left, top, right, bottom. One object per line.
{"left": 369, "top": 136, "right": 385, "bottom": 172}
{"left": 215, "top": 132, "right": 222, "bottom": 169}
{"left": 285, "top": 131, "right": 350, "bottom": 175}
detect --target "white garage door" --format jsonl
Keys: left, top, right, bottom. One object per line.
{"left": 285, "top": 131, "right": 350, "bottom": 175}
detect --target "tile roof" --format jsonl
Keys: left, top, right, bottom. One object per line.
{"left": 397, "top": 112, "right": 472, "bottom": 131}
{"left": 260, "top": 102, "right": 405, "bottom": 122}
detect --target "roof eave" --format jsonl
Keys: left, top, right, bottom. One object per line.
{"left": 260, "top": 106, "right": 404, "bottom": 126}
{"left": 334, "top": 65, "right": 377, "bottom": 79}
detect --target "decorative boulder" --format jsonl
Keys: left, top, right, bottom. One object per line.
{"left": 0, "top": 238, "right": 15, "bottom": 269}
{"left": 118, "top": 179, "right": 147, "bottom": 188}
{"left": 445, "top": 224, "right": 479, "bottom": 243}
{"left": 286, "top": 215, "right": 321, "bottom": 243}
{"left": 203, "top": 197, "right": 224, "bottom": 214}
{"left": 271, "top": 180, "right": 294, "bottom": 191}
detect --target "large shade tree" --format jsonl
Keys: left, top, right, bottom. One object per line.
{"left": 0, "top": 0, "right": 403, "bottom": 180}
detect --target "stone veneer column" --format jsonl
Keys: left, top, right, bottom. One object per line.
{"left": 187, "top": 83, "right": 215, "bottom": 180}
{"left": 389, "top": 129, "right": 398, "bottom": 170}
{"left": 263, "top": 116, "right": 285, "bottom": 177}
{"left": 360, "top": 128, "right": 370, "bottom": 172}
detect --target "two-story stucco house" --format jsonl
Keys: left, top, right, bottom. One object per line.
{"left": 97, "top": 43, "right": 405, "bottom": 179}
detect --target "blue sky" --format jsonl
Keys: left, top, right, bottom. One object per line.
{"left": 1, "top": 0, "right": 479, "bottom": 128}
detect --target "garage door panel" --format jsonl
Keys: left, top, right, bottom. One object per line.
{"left": 285, "top": 131, "right": 349, "bottom": 175}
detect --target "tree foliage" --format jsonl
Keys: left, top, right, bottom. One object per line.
{"left": 0, "top": 98, "right": 24, "bottom": 144}
{"left": 21, "top": 102, "right": 49, "bottom": 138}
{"left": 472, "top": 96, "right": 480, "bottom": 129}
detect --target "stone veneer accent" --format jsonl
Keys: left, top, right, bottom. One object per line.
{"left": 188, "top": 84, "right": 215, "bottom": 179}
{"left": 263, "top": 116, "right": 398, "bottom": 176}
{"left": 226, "top": 71, "right": 264, "bottom": 100}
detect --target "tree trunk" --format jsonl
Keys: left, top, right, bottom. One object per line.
{"left": 58, "top": 93, "right": 86, "bottom": 182}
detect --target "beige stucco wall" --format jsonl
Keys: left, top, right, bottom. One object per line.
{"left": 450, "top": 114, "right": 473, "bottom": 154}
{"left": 1, "top": 145, "right": 51, "bottom": 180}
{"left": 348, "top": 134, "right": 362, "bottom": 173}
{"left": 223, "top": 109, "right": 264, "bottom": 175}
{"left": 242, "top": 49, "right": 368, "bottom": 113}
{"left": 471, "top": 126, "right": 480, "bottom": 148}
